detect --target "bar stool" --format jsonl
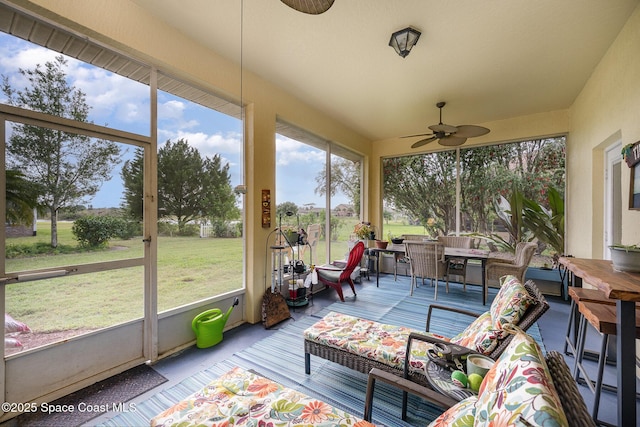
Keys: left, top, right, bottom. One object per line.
{"left": 573, "top": 301, "right": 640, "bottom": 426}
{"left": 563, "top": 287, "right": 614, "bottom": 357}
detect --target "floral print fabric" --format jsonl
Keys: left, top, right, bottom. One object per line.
{"left": 428, "top": 332, "right": 568, "bottom": 427}
{"left": 490, "top": 275, "right": 534, "bottom": 333}
{"left": 473, "top": 331, "right": 568, "bottom": 427}
{"left": 304, "top": 311, "right": 448, "bottom": 373}
{"left": 427, "top": 395, "right": 477, "bottom": 427}
{"left": 150, "top": 366, "right": 375, "bottom": 427}
{"left": 449, "top": 312, "right": 500, "bottom": 355}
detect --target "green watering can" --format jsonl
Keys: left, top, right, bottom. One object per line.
{"left": 192, "top": 297, "right": 239, "bottom": 348}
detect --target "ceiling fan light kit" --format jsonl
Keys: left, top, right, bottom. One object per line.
{"left": 389, "top": 27, "right": 421, "bottom": 58}
{"left": 404, "top": 102, "right": 490, "bottom": 148}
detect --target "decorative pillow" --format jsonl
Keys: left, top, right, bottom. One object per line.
{"left": 474, "top": 331, "right": 568, "bottom": 427}
{"left": 490, "top": 275, "right": 533, "bottom": 332}
{"left": 427, "top": 395, "right": 477, "bottom": 427}
{"left": 449, "top": 312, "right": 500, "bottom": 355}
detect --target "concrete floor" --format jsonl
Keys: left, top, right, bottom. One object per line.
{"left": 36, "top": 275, "right": 640, "bottom": 426}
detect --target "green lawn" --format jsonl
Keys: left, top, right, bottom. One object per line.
{"left": 4, "top": 219, "right": 428, "bottom": 333}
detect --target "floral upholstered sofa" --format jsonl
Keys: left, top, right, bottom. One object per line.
{"left": 150, "top": 366, "right": 375, "bottom": 427}
{"left": 304, "top": 276, "right": 548, "bottom": 385}
{"left": 365, "top": 329, "right": 596, "bottom": 427}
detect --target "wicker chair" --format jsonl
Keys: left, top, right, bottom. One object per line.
{"left": 402, "top": 234, "right": 430, "bottom": 241}
{"left": 404, "top": 241, "right": 448, "bottom": 298}
{"left": 437, "top": 236, "right": 473, "bottom": 290}
{"left": 485, "top": 241, "right": 537, "bottom": 302}
{"left": 364, "top": 350, "right": 596, "bottom": 427}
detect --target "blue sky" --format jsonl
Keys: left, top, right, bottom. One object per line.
{"left": 0, "top": 33, "right": 347, "bottom": 210}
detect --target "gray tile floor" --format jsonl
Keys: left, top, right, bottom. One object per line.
{"left": 30, "top": 276, "right": 640, "bottom": 426}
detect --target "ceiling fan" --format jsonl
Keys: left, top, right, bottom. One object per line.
{"left": 404, "top": 102, "right": 490, "bottom": 148}
{"left": 280, "top": 0, "right": 335, "bottom": 15}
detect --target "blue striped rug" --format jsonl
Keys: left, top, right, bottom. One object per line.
{"left": 99, "top": 277, "right": 544, "bottom": 426}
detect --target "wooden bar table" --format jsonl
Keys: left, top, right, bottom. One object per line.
{"left": 559, "top": 257, "right": 640, "bottom": 427}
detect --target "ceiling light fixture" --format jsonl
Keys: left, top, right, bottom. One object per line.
{"left": 389, "top": 27, "right": 421, "bottom": 58}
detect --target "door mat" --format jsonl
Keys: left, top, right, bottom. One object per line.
{"left": 16, "top": 364, "right": 167, "bottom": 427}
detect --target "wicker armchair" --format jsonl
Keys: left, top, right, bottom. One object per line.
{"left": 404, "top": 241, "right": 449, "bottom": 298}
{"left": 437, "top": 236, "right": 473, "bottom": 290}
{"left": 485, "top": 241, "right": 537, "bottom": 302}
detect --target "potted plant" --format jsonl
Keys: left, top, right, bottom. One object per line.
{"left": 353, "top": 222, "right": 374, "bottom": 240}
{"left": 609, "top": 244, "right": 640, "bottom": 272}
{"left": 621, "top": 143, "right": 637, "bottom": 168}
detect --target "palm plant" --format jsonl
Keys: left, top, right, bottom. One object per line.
{"left": 522, "top": 186, "right": 565, "bottom": 259}
{"left": 480, "top": 186, "right": 535, "bottom": 253}
{"left": 6, "top": 169, "right": 42, "bottom": 224}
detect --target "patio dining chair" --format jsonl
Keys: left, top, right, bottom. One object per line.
{"left": 485, "top": 241, "right": 537, "bottom": 302}
{"left": 404, "top": 240, "right": 448, "bottom": 298}
{"left": 437, "top": 235, "right": 473, "bottom": 291}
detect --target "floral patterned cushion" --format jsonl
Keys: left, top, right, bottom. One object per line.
{"left": 473, "top": 332, "right": 568, "bottom": 427}
{"left": 489, "top": 275, "right": 534, "bottom": 334}
{"left": 427, "top": 395, "right": 477, "bottom": 427}
{"left": 449, "top": 312, "right": 500, "bottom": 355}
{"left": 150, "top": 366, "right": 376, "bottom": 427}
{"left": 304, "top": 311, "right": 448, "bottom": 373}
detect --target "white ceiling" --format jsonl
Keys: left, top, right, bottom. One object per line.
{"left": 132, "top": 0, "right": 639, "bottom": 142}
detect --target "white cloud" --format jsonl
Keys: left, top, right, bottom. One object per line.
{"left": 0, "top": 34, "right": 150, "bottom": 130}
{"left": 276, "top": 135, "right": 325, "bottom": 166}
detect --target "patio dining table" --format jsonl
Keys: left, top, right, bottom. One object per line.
{"left": 368, "top": 245, "right": 491, "bottom": 304}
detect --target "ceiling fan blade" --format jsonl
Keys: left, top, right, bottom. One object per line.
{"left": 411, "top": 136, "right": 438, "bottom": 148}
{"left": 428, "top": 123, "right": 458, "bottom": 134}
{"left": 453, "top": 125, "right": 490, "bottom": 138}
{"left": 438, "top": 136, "right": 467, "bottom": 147}
{"left": 401, "top": 132, "right": 433, "bottom": 139}
{"left": 280, "top": 0, "right": 335, "bottom": 14}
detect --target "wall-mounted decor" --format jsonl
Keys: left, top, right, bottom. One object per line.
{"left": 630, "top": 163, "right": 640, "bottom": 210}
{"left": 261, "top": 189, "right": 271, "bottom": 228}
{"left": 622, "top": 141, "right": 640, "bottom": 168}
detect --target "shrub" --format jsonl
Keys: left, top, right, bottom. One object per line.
{"left": 72, "top": 215, "right": 128, "bottom": 247}
{"left": 210, "top": 219, "right": 241, "bottom": 238}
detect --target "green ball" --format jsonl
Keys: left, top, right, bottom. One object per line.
{"left": 451, "top": 370, "right": 468, "bottom": 388}
{"left": 468, "top": 373, "right": 483, "bottom": 392}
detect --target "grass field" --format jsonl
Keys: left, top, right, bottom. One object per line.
{"left": 5, "top": 219, "right": 428, "bottom": 334}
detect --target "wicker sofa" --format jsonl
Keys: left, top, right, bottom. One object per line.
{"left": 365, "top": 331, "right": 596, "bottom": 427}
{"left": 304, "top": 277, "right": 549, "bottom": 387}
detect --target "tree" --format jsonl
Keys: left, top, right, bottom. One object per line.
{"left": 276, "top": 202, "right": 299, "bottom": 219}
{"left": 383, "top": 152, "right": 457, "bottom": 234}
{"left": 314, "top": 158, "right": 361, "bottom": 215}
{"left": 157, "top": 139, "right": 206, "bottom": 232}
{"left": 120, "top": 147, "right": 144, "bottom": 221}
{"left": 2, "top": 55, "right": 121, "bottom": 247}
{"left": 5, "top": 170, "right": 41, "bottom": 224}
{"left": 201, "top": 153, "right": 240, "bottom": 223}
{"left": 156, "top": 139, "right": 238, "bottom": 233}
